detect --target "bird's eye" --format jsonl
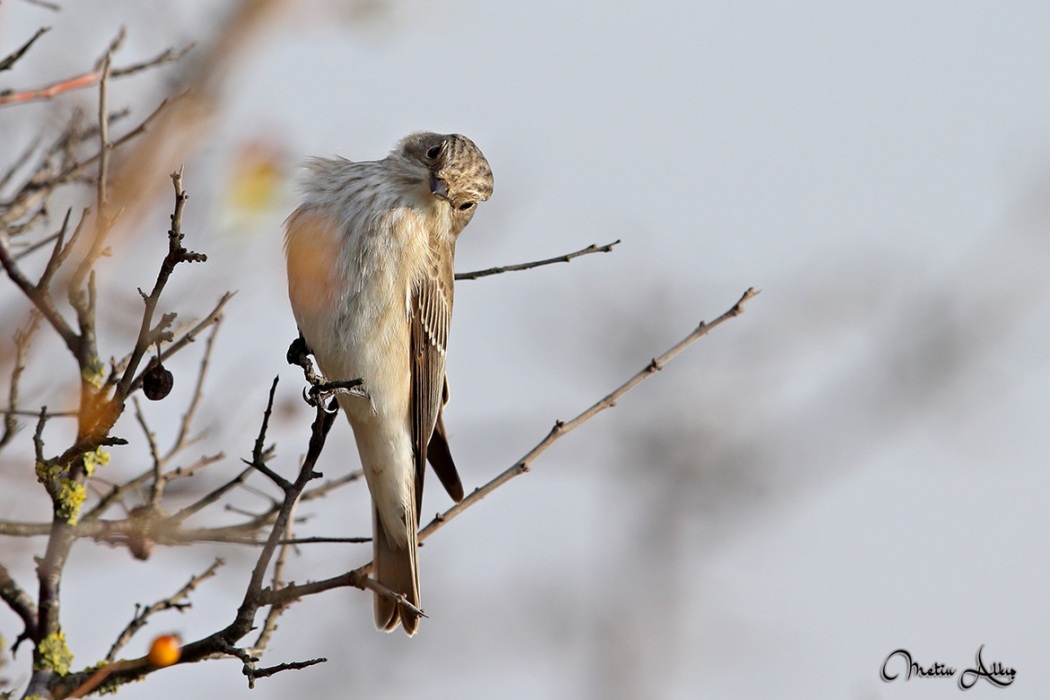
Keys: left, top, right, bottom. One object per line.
{"left": 457, "top": 201, "right": 475, "bottom": 211}
{"left": 426, "top": 144, "right": 442, "bottom": 160}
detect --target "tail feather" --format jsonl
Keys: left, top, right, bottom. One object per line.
{"left": 372, "top": 505, "right": 420, "bottom": 635}
{"left": 427, "top": 410, "right": 464, "bottom": 502}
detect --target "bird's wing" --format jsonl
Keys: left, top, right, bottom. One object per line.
{"left": 410, "top": 255, "right": 459, "bottom": 519}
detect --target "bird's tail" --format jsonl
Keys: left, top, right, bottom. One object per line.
{"left": 372, "top": 505, "right": 421, "bottom": 635}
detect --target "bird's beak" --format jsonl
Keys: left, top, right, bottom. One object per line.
{"left": 429, "top": 172, "right": 450, "bottom": 201}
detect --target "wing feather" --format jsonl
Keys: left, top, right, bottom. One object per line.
{"left": 410, "top": 255, "right": 462, "bottom": 519}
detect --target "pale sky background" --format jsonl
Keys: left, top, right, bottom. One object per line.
{"left": 2, "top": 1, "right": 1049, "bottom": 699}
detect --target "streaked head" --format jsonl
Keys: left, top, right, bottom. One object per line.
{"left": 395, "top": 132, "right": 493, "bottom": 232}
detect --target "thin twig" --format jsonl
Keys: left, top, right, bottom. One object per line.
{"left": 95, "top": 45, "right": 113, "bottom": 219}
{"left": 0, "top": 27, "right": 50, "bottom": 73}
{"left": 116, "top": 168, "right": 208, "bottom": 399}
{"left": 253, "top": 499, "right": 297, "bottom": 654}
{"left": 17, "top": 0, "right": 61, "bottom": 11}
{"left": 167, "top": 318, "right": 222, "bottom": 458}
{"left": 131, "top": 398, "right": 163, "bottom": 507}
{"left": 274, "top": 536, "right": 370, "bottom": 545}
{"left": 111, "top": 44, "right": 194, "bottom": 79}
{"left": 170, "top": 466, "right": 253, "bottom": 523}
{"left": 300, "top": 470, "right": 363, "bottom": 502}
{"left": 0, "top": 37, "right": 191, "bottom": 107}
{"left": 258, "top": 569, "right": 425, "bottom": 622}
{"left": 0, "top": 134, "right": 42, "bottom": 191}
{"left": 82, "top": 451, "right": 224, "bottom": 523}
{"left": 0, "top": 408, "right": 76, "bottom": 418}
{"left": 106, "top": 558, "right": 224, "bottom": 662}
{"left": 455, "top": 239, "right": 621, "bottom": 280}
{"left": 0, "top": 560, "right": 38, "bottom": 649}
{"left": 32, "top": 406, "right": 47, "bottom": 462}
{"left": 245, "top": 377, "right": 287, "bottom": 489}
{"left": 244, "top": 657, "right": 327, "bottom": 687}
{"left": 55, "top": 94, "right": 176, "bottom": 182}
{"left": 0, "top": 232, "right": 80, "bottom": 355}
{"left": 1, "top": 312, "right": 42, "bottom": 451}
{"left": 65, "top": 32, "right": 121, "bottom": 370}
{"left": 126, "top": 292, "right": 232, "bottom": 396}
{"left": 0, "top": 73, "right": 96, "bottom": 107}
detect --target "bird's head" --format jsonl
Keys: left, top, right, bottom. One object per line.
{"left": 396, "top": 132, "right": 493, "bottom": 233}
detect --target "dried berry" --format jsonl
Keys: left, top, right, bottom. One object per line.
{"left": 143, "top": 357, "right": 173, "bottom": 400}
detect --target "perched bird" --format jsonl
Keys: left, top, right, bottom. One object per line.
{"left": 284, "top": 133, "right": 493, "bottom": 635}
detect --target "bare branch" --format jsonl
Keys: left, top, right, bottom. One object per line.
{"left": 32, "top": 406, "right": 47, "bottom": 462}
{"left": 64, "top": 33, "right": 120, "bottom": 372}
{"left": 0, "top": 71, "right": 99, "bottom": 107}
{"left": 55, "top": 94, "right": 176, "bottom": 182}
{"left": 57, "top": 387, "right": 344, "bottom": 692}
{"left": 95, "top": 41, "right": 114, "bottom": 217}
{"left": 37, "top": 208, "right": 75, "bottom": 288}
{"left": 0, "top": 231, "right": 80, "bottom": 355}
{"left": 274, "top": 535, "right": 370, "bottom": 545}
{"left": 18, "top": 0, "right": 61, "bottom": 12}
{"left": 1, "top": 311, "right": 42, "bottom": 452}
{"left": 0, "top": 560, "right": 38, "bottom": 649}
{"left": 0, "top": 133, "right": 42, "bottom": 192}
{"left": 106, "top": 558, "right": 224, "bottom": 662}
{"left": 455, "top": 239, "right": 621, "bottom": 280}
{"left": 125, "top": 293, "right": 232, "bottom": 395}
{"left": 81, "top": 449, "right": 222, "bottom": 524}
{"left": 252, "top": 500, "right": 297, "bottom": 654}
{"left": 244, "top": 657, "right": 327, "bottom": 687}
{"left": 0, "top": 35, "right": 191, "bottom": 107}
{"left": 417, "top": 287, "right": 760, "bottom": 544}
{"left": 167, "top": 318, "right": 221, "bottom": 457}
{"left": 244, "top": 377, "right": 288, "bottom": 489}
{"left": 300, "top": 470, "right": 364, "bottom": 502}
{"left": 116, "top": 168, "right": 208, "bottom": 398}
{"left": 169, "top": 465, "right": 253, "bottom": 524}
{"left": 131, "top": 398, "right": 163, "bottom": 506}
{"left": 111, "top": 44, "right": 194, "bottom": 79}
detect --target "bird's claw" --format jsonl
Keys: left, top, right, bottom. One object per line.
{"left": 304, "top": 378, "right": 367, "bottom": 409}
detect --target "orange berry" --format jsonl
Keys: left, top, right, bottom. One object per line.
{"left": 148, "top": 634, "right": 182, "bottom": 667}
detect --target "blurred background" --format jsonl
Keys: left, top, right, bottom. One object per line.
{"left": 1, "top": 1, "right": 1048, "bottom": 698}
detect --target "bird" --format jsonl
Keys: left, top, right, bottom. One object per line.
{"left": 284, "top": 132, "right": 493, "bottom": 635}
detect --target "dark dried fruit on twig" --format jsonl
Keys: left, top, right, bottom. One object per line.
{"left": 143, "top": 357, "right": 173, "bottom": 400}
